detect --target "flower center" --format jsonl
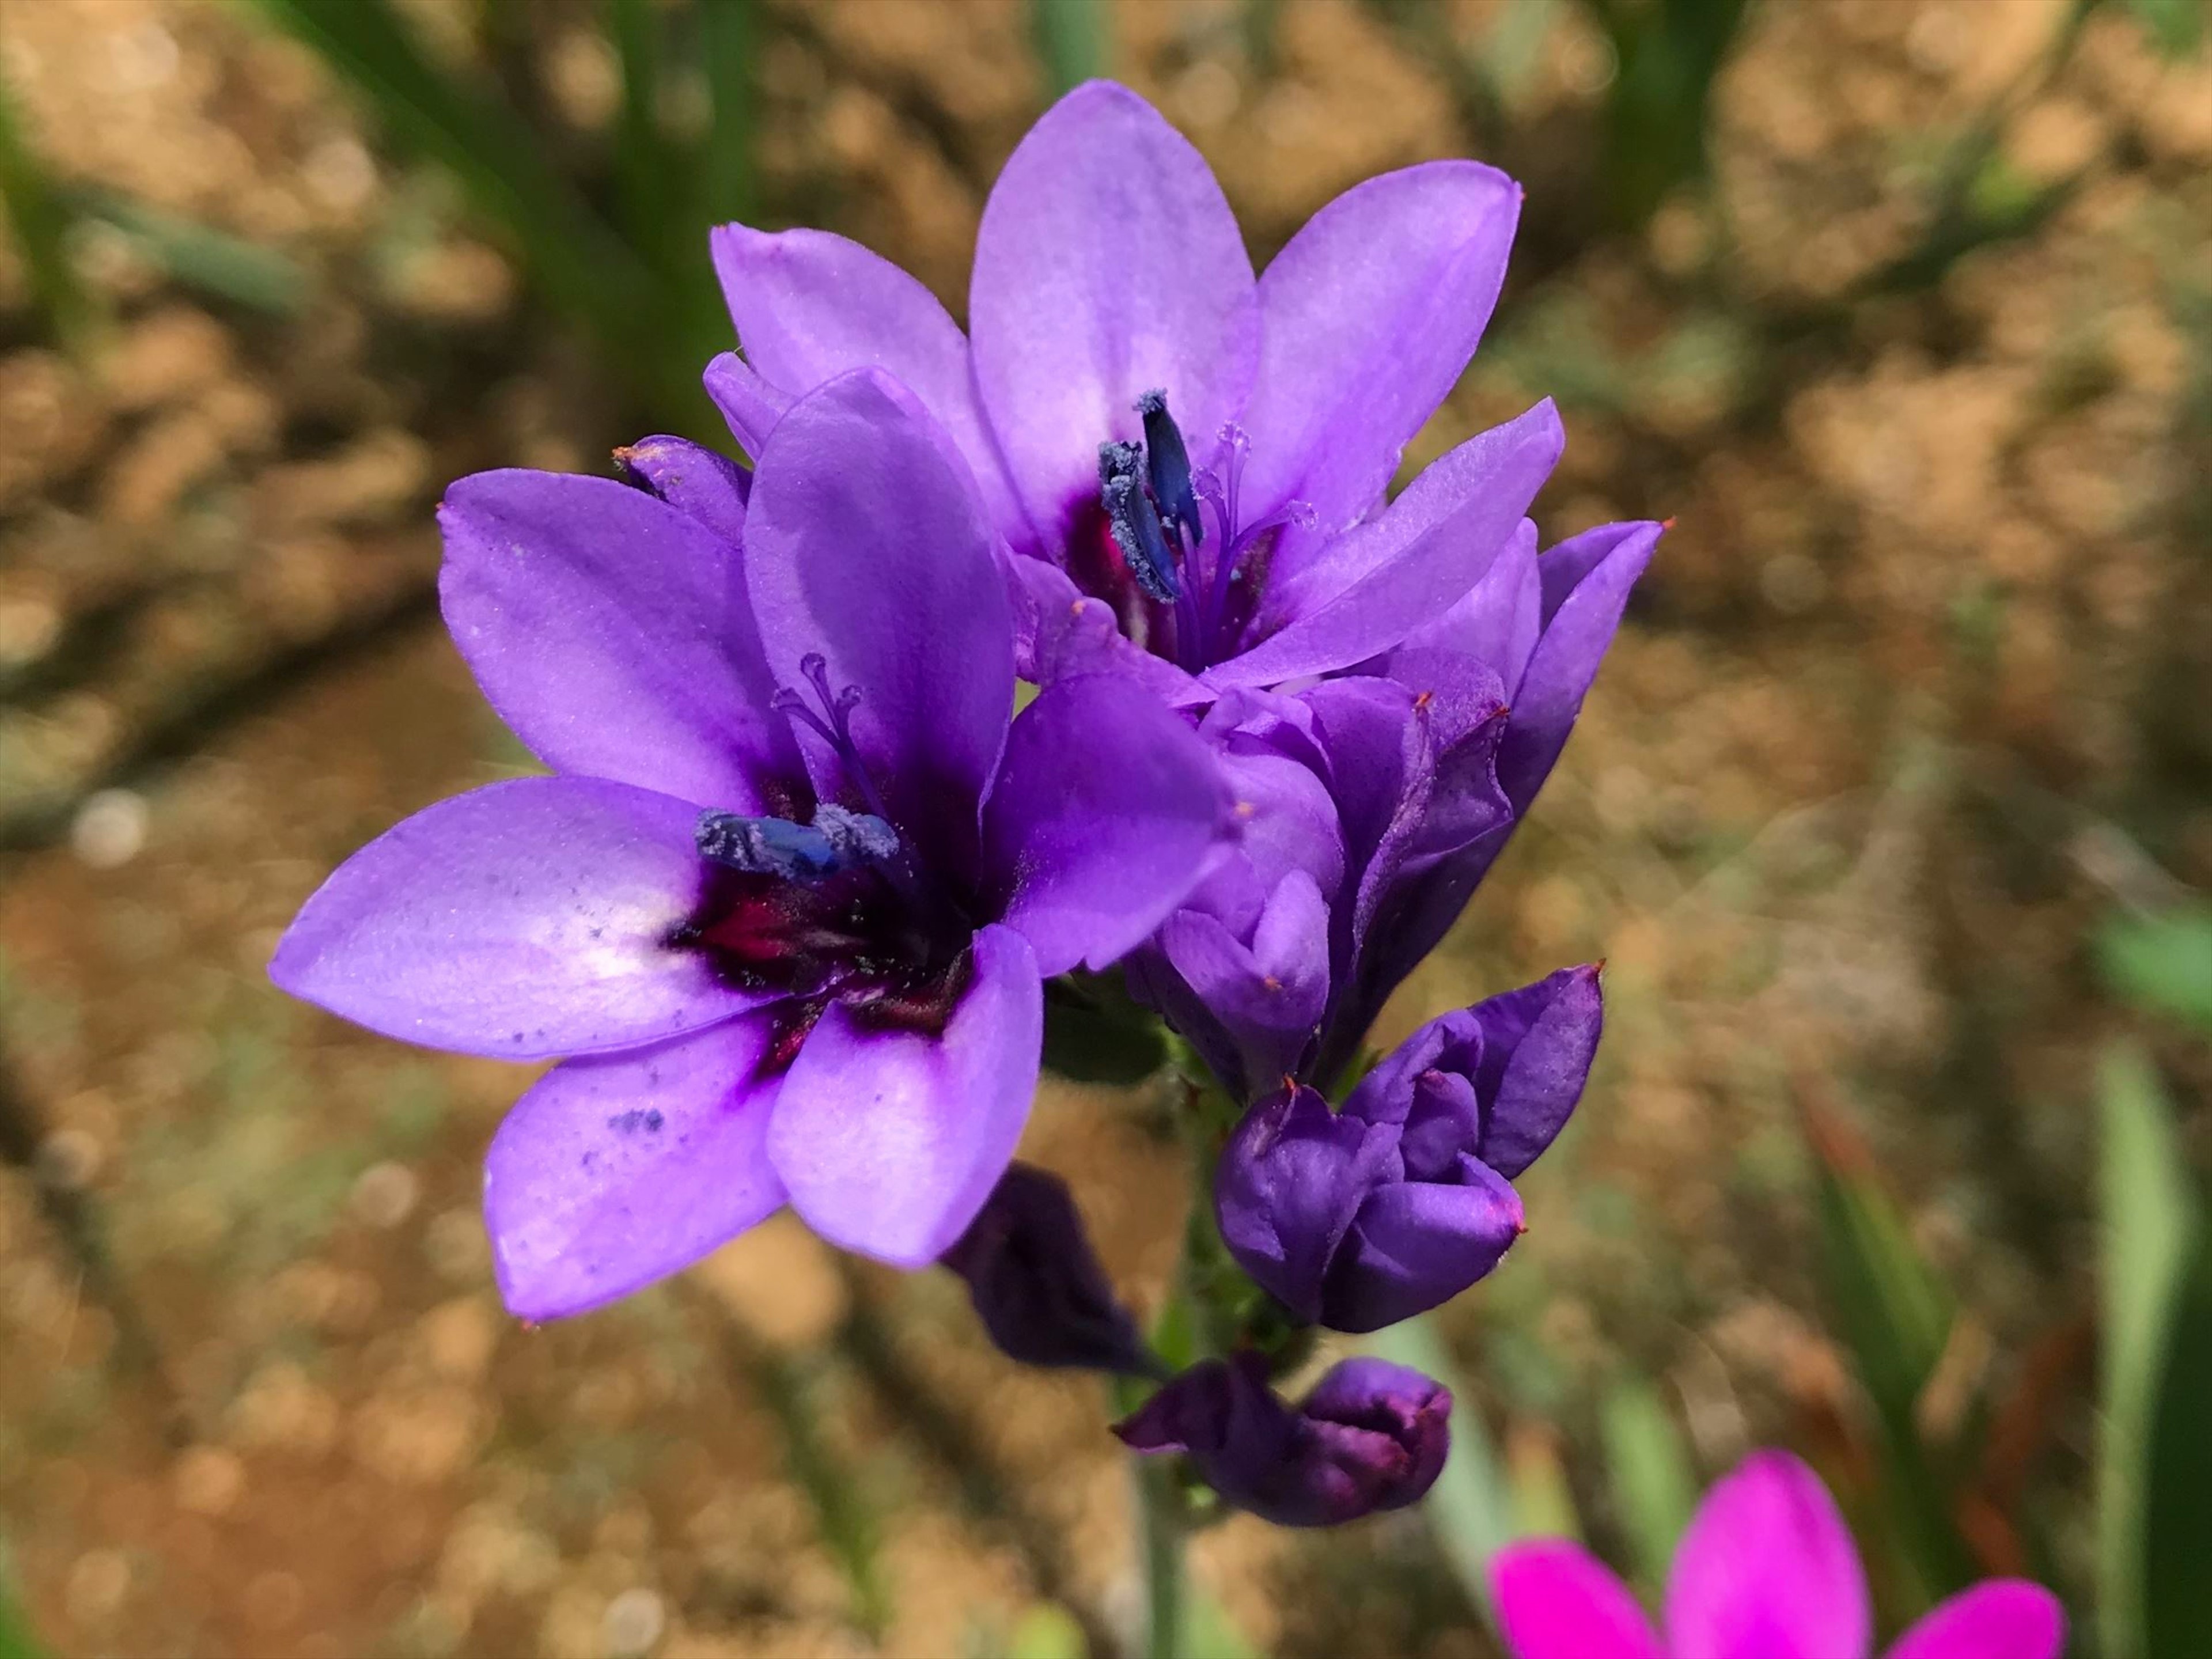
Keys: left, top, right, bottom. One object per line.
{"left": 1089, "top": 391, "right": 1314, "bottom": 672}
{"left": 667, "top": 657, "right": 968, "bottom": 1042}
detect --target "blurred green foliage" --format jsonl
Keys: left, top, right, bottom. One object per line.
{"left": 247, "top": 0, "right": 757, "bottom": 433}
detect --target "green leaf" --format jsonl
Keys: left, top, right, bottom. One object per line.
{"left": 2099, "top": 903, "right": 2212, "bottom": 1034}
{"left": 2142, "top": 1226, "right": 2212, "bottom": 1658}
{"left": 747, "top": 1353, "right": 892, "bottom": 1637}
{"left": 0, "top": 1555, "right": 43, "bottom": 1659}
{"left": 697, "top": 0, "right": 759, "bottom": 226}
{"left": 1032, "top": 0, "right": 1108, "bottom": 95}
{"left": 1004, "top": 1602, "right": 1086, "bottom": 1659}
{"left": 1599, "top": 1377, "right": 1696, "bottom": 1592}
{"left": 245, "top": 0, "right": 682, "bottom": 410}
{"left": 2099, "top": 1041, "right": 2199, "bottom": 1659}
{"left": 1808, "top": 1113, "right": 1976, "bottom": 1603}
{"left": 2125, "top": 0, "right": 2203, "bottom": 56}
{"left": 1368, "top": 1316, "right": 1524, "bottom": 1635}
{"left": 1041, "top": 974, "right": 1168, "bottom": 1085}
{"left": 0, "top": 58, "right": 96, "bottom": 349}
{"left": 607, "top": 0, "right": 675, "bottom": 260}
{"left": 65, "top": 187, "right": 306, "bottom": 315}
{"left": 1179, "top": 1586, "right": 1259, "bottom": 1659}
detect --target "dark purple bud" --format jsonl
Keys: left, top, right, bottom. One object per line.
{"left": 940, "top": 1163, "right": 1150, "bottom": 1374}
{"left": 1215, "top": 967, "right": 1601, "bottom": 1334}
{"left": 1348, "top": 964, "right": 1603, "bottom": 1180}
{"left": 1113, "top": 1353, "right": 1450, "bottom": 1528}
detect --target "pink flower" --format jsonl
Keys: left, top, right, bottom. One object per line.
{"left": 1490, "top": 1451, "right": 2065, "bottom": 1659}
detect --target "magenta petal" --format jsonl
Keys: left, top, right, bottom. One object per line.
{"left": 1492, "top": 1541, "right": 1666, "bottom": 1659}
{"left": 970, "top": 81, "right": 1257, "bottom": 551}
{"left": 1666, "top": 1451, "right": 1873, "bottom": 1659}
{"left": 1885, "top": 1582, "right": 2065, "bottom": 1659}
{"left": 439, "top": 469, "right": 795, "bottom": 807}
{"left": 767, "top": 924, "right": 1041, "bottom": 1267}
{"left": 711, "top": 224, "right": 1033, "bottom": 551}
{"left": 1238, "top": 161, "right": 1521, "bottom": 551}
{"left": 270, "top": 778, "right": 770, "bottom": 1059}
{"left": 743, "top": 371, "right": 1014, "bottom": 878}
{"left": 982, "top": 673, "right": 1231, "bottom": 975}
{"left": 1210, "top": 402, "right": 1564, "bottom": 690}
{"left": 484, "top": 1018, "right": 785, "bottom": 1320}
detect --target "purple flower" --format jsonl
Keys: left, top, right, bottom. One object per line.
{"left": 1214, "top": 967, "right": 1600, "bottom": 1332}
{"left": 1334, "top": 517, "right": 1662, "bottom": 1071}
{"left": 270, "top": 370, "right": 1232, "bottom": 1318}
{"left": 1130, "top": 657, "right": 1515, "bottom": 1103}
{"left": 940, "top": 1162, "right": 1149, "bottom": 1375}
{"left": 1491, "top": 1450, "right": 2066, "bottom": 1659}
{"left": 709, "top": 80, "right": 1562, "bottom": 696}
{"left": 1113, "top": 1353, "right": 1449, "bottom": 1528}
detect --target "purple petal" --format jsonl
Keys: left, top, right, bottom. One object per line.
{"left": 439, "top": 469, "right": 795, "bottom": 808}
{"left": 614, "top": 433, "right": 749, "bottom": 541}
{"left": 1498, "top": 519, "right": 1663, "bottom": 811}
{"left": 743, "top": 370, "right": 1014, "bottom": 881}
{"left": 1029, "top": 582, "right": 1214, "bottom": 704}
{"left": 1211, "top": 402, "right": 1564, "bottom": 690}
{"left": 1665, "top": 1451, "right": 1872, "bottom": 1659}
{"left": 483, "top": 1018, "right": 785, "bottom": 1320}
{"left": 767, "top": 923, "right": 1041, "bottom": 1267}
{"left": 970, "top": 81, "right": 1258, "bottom": 552}
{"left": 703, "top": 351, "right": 790, "bottom": 454}
{"left": 271, "top": 778, "right": 771, "bottom": 1059}
{"left": 1389, "top": 518, "right": 1542, "bottom": 687}
{"left": 1214, "top": 1085, "right": 1396, "bottom": 1321}
{"left": 1885, "top": 1583, "right": 2066, "bottom": 1659}
{"left": 1492, "top": 1541, "right": 1665, "bottom": 1659}
{"left": 710, "top": 224, "right": 1035, "bottom": 551}
{"left": 981, "top": 672, "right": 1232, "bottom": 975}
{"left": 1157, "top": 869, "right": 1331, "bottom": 1086}
{"left": 1238, "top": 161, "right": 1521, "bottom": 555}
{"left": 1471, "top": 965, "right": 1604, "bottom": 1179}
{"left": 1323, "top": 1158, "right": 1524, "bottom": 1332}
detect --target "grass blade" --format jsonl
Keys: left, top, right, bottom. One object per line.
{"left": 246, "top": 0, "right": 677, "bottom": 403}
{"left": 1032, "top": 0, "right": 1108, "bottom": 96}
{"left": 698, "top": 0, "right": 759, "bottom": 226}
{"left": 1599, "top": 1377, "right": 1696, "bottom": 1592}
{"left": 2099, "top": 902, "right": 2212, "bottom": 1035}
{"left": 1804, "top": 1099, "right": 1977, "bottom": 1604}
{"left": 0, "top": 59, "right": 96, "bottom": 349}
{"left": 65, "top": 187, "right": 306, "bottom": 315}
{"left": 2098, "top": 1041, "right": 2198, "bottom": 1659}
{"left": 1369, "top": 1315, "right": 1525, "bottom": 1634}
{"left": 607, "top": 0, "right": 675, "bottom": 263}
{"left": 0, "top": 1543, "right": 44, "bottom": 1659}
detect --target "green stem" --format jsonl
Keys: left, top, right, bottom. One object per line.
{"left": 1136, "top": 1453, "right": 1187, "bottom": 1659}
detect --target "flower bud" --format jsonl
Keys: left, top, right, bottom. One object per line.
{"left": 1113, "top": 1353, "right": 1450, "bottom": 1528}
{"left": 1216, "top": 965, "right": 1601, "bottom": 1332}
{"left": 940, "top": 1162, "right": 1149, "bottom": 1374}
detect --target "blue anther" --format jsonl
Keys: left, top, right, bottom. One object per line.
{"left": 696, "top": 812, "right": 840, "bottom": 881}
{"left": 1103, "top": 469, "right": 1181, "bottom": 604}
{"left": 696, "top": 804, "right": 902, "bottom": 883}
{"left": 812, "top": 804, "right": 899, "bottom": 863}
{"left": 1135, "top": 389, "right": 1202, "bottom": 548}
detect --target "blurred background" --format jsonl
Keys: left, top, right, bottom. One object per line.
{"left": 1, "top": 0, "right": 2209, "bottom": 1654}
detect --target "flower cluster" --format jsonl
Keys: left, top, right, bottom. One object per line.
{"left": 274, "top": 81, "right": 1654, "bottom": 1529}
